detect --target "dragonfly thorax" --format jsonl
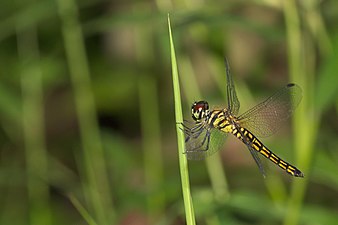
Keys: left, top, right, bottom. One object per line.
{"left": 191, "top": 101, "right": 210, "bottom": 122}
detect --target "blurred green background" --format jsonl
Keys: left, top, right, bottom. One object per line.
{"left": 0, "top": 0, "right": 337, "bottom": 224}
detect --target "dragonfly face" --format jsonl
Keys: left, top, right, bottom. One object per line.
{"left": 191, "top": 101, "right": 210, "bottom": 122}
{"left": 181, "top": 58, "right": 304, "bottom": 177}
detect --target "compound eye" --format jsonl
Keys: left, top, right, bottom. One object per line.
{"left": 191, "top": 101, "right": 209, "bottom": 121}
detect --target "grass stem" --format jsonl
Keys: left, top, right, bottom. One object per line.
{"left": 56, "top": 0, "right": 115, "bottom": 223}
{"left": 18, "top": 26, "right": 51, "bottom": 225}
{"left": 168, "top": 14, "right": 196, "bottom": 225}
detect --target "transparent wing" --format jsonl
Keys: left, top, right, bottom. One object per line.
{"left": 238, "top": 83, "right": 302, "bottom": 138}
{"left": 234, "top": 124, "right": 266, "bottom": 177}
{"left": 247, "top": 145, "right": 266, "bottom": 178}
{"left": 182, "top": 122, "right": 228, "bottom": 160}
{"left": 225, "top": 58, "right": 240, "bottom": 115}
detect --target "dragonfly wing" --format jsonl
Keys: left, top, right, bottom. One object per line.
{"left": 247, "top": 145, "right": 266, "bottom": 178}
{"left": 238, "top": 83, "right": 302, "bottom": 138}
{"left": 184, "top": 125, "right": 228, "bottom": 160}
{"left": 235, "top": 124, "right": 266, "bottom": 177}
{"left": 225, "top": 58, "right": 240, "bottom": 115}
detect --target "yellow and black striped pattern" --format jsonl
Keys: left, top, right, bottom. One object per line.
{"left": 232, "top": 127, "right": 303, "bottom": 177}
{"left": 208, "top": 110, "right": 234, "bottom": 133}
{"left": 208, "top": 110, "right": 303, "bottom": 177}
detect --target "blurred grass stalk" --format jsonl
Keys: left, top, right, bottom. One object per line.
{"left": 139, "top": 77, "right": 165, "bottom": 219}
{"left": 168, "top": 14, "right": 196, "bottom": 225}
{"left": 133, "top": 7, "right": 166, "bottom": 217}
{"left": 283, "top": 1, "right": 319, "bottom": 225}
{"left": 68, "top": 193, "right": 98, "bottom": 225}
{"left": 134, "top": 14, "right": 165, "bottom": 220}
{"left": 56, "top": 0, "right": 115, "bottom": 224}
{"left": 18, "top": 26, "right": 51, "bottom": 225}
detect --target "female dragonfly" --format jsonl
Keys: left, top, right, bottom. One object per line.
{"left": 181, "top": 58, "right": 304, "bottom": 177}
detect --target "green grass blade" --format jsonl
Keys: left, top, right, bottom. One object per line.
{"left": 68, "top": 193, "right": 98, "bottom": 225}
{"left": 283, "top": 1, "right": 319, "bottom": 225}
{"left": 282, "top": 1, "right": 306, "bottom": 224}
{"left": 139, "top": 76, "right": 165, "bottom": 219}
{"left": 18, "top": 27, "right": 51, "bottom": 225}
{"left": 56, "top": 0, "right": 115, "bottom": 223}
{"left": 168, "top": 14, "right": 196, "bottom": 225}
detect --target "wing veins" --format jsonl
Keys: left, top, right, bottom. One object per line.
{"left": 238, "top": 83, "right": 302, "bottom": 138}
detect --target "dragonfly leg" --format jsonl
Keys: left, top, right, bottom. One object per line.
{"left": 179, "top": 123, "right": 194, "bottom": 136}
{"left": 184, "top": 129, "right": 211, "bottom": 153}
{"left": 183, "top": 127, "right": 204, "bottom": 143}
{"left": 202, "top": 131, "right": 211, "bottom": 152}
{"left": 180, "top": 120, "right": 197, "bottom": 128}
{"left": 184, "top": 123, "right": 203, "bottom": 133}
{"left": 181, "top": 124, "right": 205, "bottom": 140}
{"left": 179, "top": 122, "right": 203, "bottom": 135}
{"left": 190, "top": 126, "right": 206, "bottom": 139}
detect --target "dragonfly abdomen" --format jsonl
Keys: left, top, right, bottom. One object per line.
{"left": 232, "top": 127, "right": 304, "bottom": 177}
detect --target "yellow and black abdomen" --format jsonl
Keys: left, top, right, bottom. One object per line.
{"left": 231, "top": 126, "right": 304, "bottom": 177}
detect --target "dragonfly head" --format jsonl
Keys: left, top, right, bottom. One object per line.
{"left": 191, "top": 101, "right": 210, "bottom": 122}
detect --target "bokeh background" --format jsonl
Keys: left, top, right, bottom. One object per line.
{"left": 0, "top": 0, "right": 337, "bottom": 224}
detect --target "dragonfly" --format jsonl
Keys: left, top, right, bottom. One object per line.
{"left": 181, "top": 58, "right": 304, "bottom": 177}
